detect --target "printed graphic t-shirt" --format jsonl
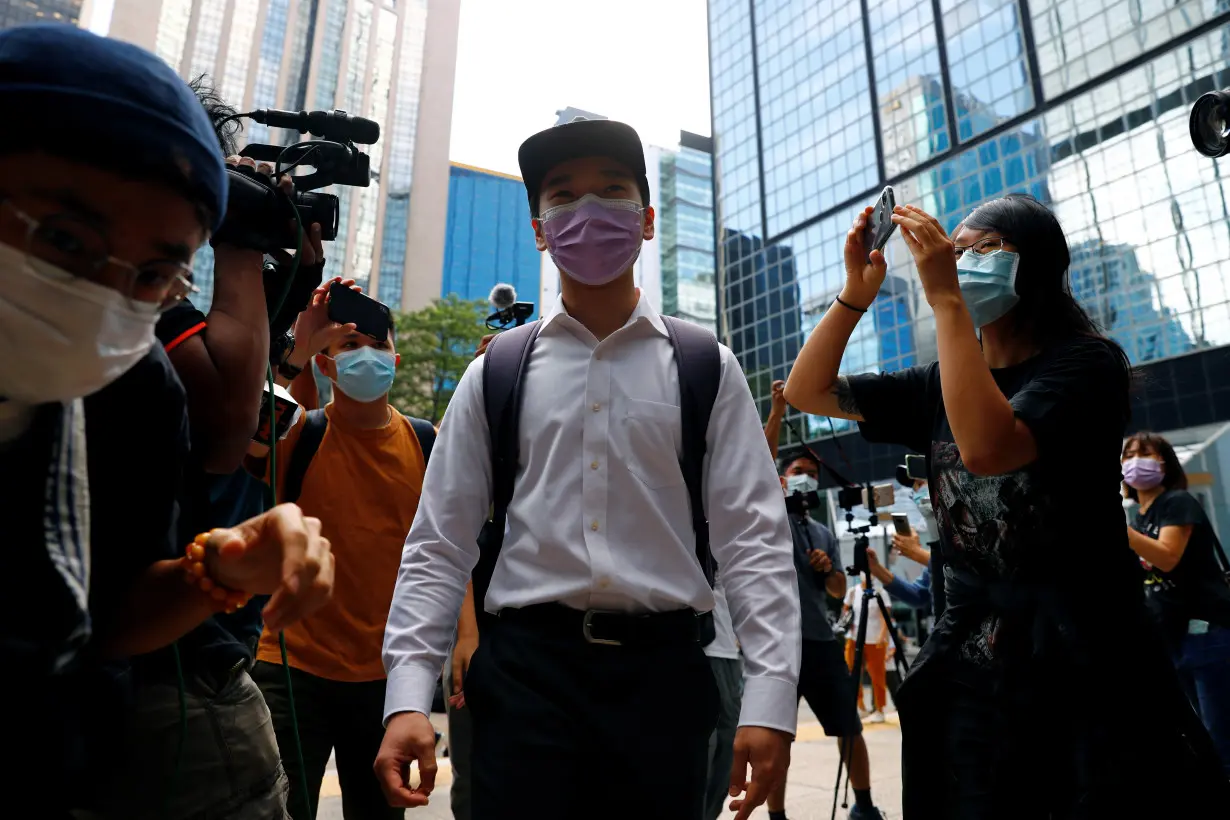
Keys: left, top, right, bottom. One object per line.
{"left": 849, "top": 336, "right": 1139, "bottom": 680}
{"left": 255, "top": 405, "right": 426, "bottom": 682}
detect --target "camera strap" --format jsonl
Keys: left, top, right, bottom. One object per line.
{"left": 473, "top": 316, "right": 722, "bottom": 633}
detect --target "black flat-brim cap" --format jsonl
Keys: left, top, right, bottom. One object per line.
{"left": 518, "top": 118, "right": 648, "bottom": 212}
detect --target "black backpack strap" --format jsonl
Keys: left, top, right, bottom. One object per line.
{"left": 282, "top": 408, "right": 328, "bottom": 505}
{"left": 661, "top": 316, "right": 722, "bottom": 586}
{"left": 473, "top": 321, "right": 542, "bottom": 628}
{"left": 407, "top": 417, "right": 436, "bottom": 464}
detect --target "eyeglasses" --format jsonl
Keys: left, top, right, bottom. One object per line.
{"left": 0, "top": 198, "right": 197, "bottom": 311}
{"left": 953, "top": 236, "right": 1008, "bottom": 260}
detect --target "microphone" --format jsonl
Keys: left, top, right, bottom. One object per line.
{"left": 489, "top": 283, "right": 517, "bottom": 311}
{"left": 487, "top": 283, "right": 534, "bottom": 329}
{"left": 250, "top": 108, "right": 381, "bottom": 145}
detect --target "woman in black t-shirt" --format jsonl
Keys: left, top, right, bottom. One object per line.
{"left": 1123, "top": 431, "right": 1230, "bottom": 773}
{"left": 785, "top": 194, "right": 1226, "bottom": 817}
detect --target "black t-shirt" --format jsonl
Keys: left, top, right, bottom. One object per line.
{"left": 788, "top": 514, "right": 842, "bottom": 642}
{"left": 850, "top": 336, "right": 1140, "bottom": 678}
{"left": 1132, "top": 489, "right": 1230, "bottom": 643}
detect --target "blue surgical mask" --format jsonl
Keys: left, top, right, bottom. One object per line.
{"left": 786, "top": 474, "right": 820, "bottom": 494}
{"left": 912, "top": 488, "right": 930, "bottom": 509}
{"left": 331, "top": 346, "right": 396, "bottom": 403}
{"left": 957, "top": 249, "right": 1020, "bottom": 328}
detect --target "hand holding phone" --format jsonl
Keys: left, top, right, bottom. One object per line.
{"left": 327, "top": 281, "right": 391, "bottom": 342}
{"left": 863, "top": 186, "right": 898, "bottom": 262}
{"left": 891, "top": 512, "right": 911, "bottom": 536}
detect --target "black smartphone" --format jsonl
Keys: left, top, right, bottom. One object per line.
{"left": 864, "top": 185, "right": 898, "bottom": 261}
{"left": 905, "top": 453, "right": 927, "bottom": 481}
{"left": 327, "top": 281, "right": 391, "bottom": 342}
{"left": 892, "top": 512, "right": 912, "bottom": 536}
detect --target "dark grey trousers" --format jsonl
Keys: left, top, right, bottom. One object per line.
{"left": 703, "top": 656, "right": 744, "bottom": 820}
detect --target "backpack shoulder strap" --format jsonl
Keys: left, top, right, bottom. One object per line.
{"left": 472, "top": 321, "right": 542, "bottom": 626}
{"left": 407, "top": 416, "right": 436, "bottom": 464}
{"left": 282, "top": 408, "right": 328, "bottom": 505}
{"left": 661, "top": 316, "right": 722, "bottom": 586}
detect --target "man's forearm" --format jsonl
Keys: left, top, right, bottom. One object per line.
{"left": 825, "top": 570, "right": 846, "bottom": 600}
{"left": 95, "top": 560, "right": 216, "bottom": 659}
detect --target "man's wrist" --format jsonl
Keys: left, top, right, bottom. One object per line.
{"left": 837, "top": 287, "right": 874, "bottom": 311}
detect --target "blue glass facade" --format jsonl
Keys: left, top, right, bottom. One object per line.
{"left": 710, "top": 0, "right": 1230, "bottom": 460}
{"left": 441, "top": 164, "right": 540, "bottom": 317}
{"left": 658, "top": 134, "right": 718, "bottom": 332}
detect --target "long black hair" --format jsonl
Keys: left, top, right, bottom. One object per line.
{"left": 962, "top": 193, "right": 1133, "bottom": 383}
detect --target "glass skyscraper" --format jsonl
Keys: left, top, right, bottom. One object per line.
{"left": 0, "top": 0, "right": 80, "bottom": 28}
{"left": 710, "top": 0, "right": 1230, "bottom": 451}
{"left": 98, "top": 0, "right": 459, "bottom": 312}
{"left": 442, "top": 163, "right": 540, "bottom": 319}
{"left": 659, "top": 131, "right": 719, "bottom": 333}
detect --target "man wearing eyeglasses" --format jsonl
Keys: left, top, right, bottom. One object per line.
{"left": 0, "top": 24, "right": 337, "bottom": 814}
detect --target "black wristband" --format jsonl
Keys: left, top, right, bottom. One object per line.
{"left": 835, "top": 295, "right": 868, "bottom": 314}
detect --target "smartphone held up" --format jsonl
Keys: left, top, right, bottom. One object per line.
{"left": 863, "top": 186, "right": 898, "bottom": 261}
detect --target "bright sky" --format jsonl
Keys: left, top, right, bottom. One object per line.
{"left": 448, "top": 0, "right": 712, "bottom": 177}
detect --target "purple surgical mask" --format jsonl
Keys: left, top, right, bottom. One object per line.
{"left": 540, "top": 193, "right": 644, "bottom": 286}
{"left": 1122, "top": 456, "right": 1165, "bottom": 490}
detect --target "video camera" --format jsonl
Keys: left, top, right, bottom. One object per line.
{"left": 212, "top": 108, "right": 378, "bottom": 252}
{"left": 1191, "top": 88, "right": 1230, "bottom": 158}
{"left": 487, "top": 283, "right": 535, "bottom": 330}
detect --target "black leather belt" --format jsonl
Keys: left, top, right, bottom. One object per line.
{"left": 497, "top": 603, "right": 716, "bottom": 647}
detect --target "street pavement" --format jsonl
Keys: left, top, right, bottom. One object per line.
{"left": 317, "top": 706, "right": 904, "bottom": 820}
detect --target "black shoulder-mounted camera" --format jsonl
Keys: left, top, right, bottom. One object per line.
{"left": 211, "top": 108, "right": 378, "bottom": 252}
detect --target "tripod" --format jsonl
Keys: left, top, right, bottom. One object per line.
{"left": 830, "top": 511, "right": 911, "bottom": 820}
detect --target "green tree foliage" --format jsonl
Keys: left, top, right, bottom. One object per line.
{"left": 389, "top": 294, "right": 488, "bottom": 423}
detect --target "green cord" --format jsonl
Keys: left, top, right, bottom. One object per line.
{"left": 267, "top": 362, "right": 313, "bottom": 819}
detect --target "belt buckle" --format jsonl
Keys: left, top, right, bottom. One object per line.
{"left": 582, "top": 610, "right": 623, "bottom": 646}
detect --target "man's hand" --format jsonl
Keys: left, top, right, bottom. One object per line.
{"left": 290, "top": 277, "right": 362, "bottom": 361}
{"left": 215, "top": 156, "right": 293, "bottom": 272}
{"left": 891, "top": 528, "right": 931, "bottom": 566}
{"left": 807, "top": 548, "right": 832, "bottom": 574}
{"left": 770, "top": 379, "right": 788, "bottom": 416}
{"left": 375, "top": 712, "right": 439, "bottom": 808}
{"left": 866, "top": 547, "right": 894, "bottom": 585}
{"left": 475, "top": 333, "right": 496, "bottom": 359}
{"left": 205, "top": 503, "right": 334, "bottom": 632}
{"left": 728, "top": 726, "right": 791, "bottom": 820}
{"left": 449, "top": 631, "right": 478, "bottom": 709}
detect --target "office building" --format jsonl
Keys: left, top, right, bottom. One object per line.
{"left": 709, "top": 0, "right": 1230, "bottom": 506}
{"left": 441, "top": 163, "right": 539, "bottom": 319}
{"left": 98, "top": 0, "right": 459, "bottom": 311}
{"left": 0, "top": 0, "right": 81, "bottom": 27}
{"left": 539, "top": 109, "right": 718, "bottom": 332}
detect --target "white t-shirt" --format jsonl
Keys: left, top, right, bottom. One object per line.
{"left": 704, "top": 580, "right": 740, "bottom": 660}
{"left": 845, "top": 585, "right": 888, "bottom": 644}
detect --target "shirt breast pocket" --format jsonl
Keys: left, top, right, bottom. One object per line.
{"left": 621, "top": 398, "right": 684, "bottom": 490}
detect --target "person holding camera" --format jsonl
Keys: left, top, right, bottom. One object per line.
{"left": 0, "top": 25, "right": 335, "bottom": 814}
{"left": 784, "top": 192, "right": 1226, "bottom": 815}
{"left": 1122, "top": 431, "right": 1230, "bottom": 773}
{"left": 249, "top": 293, "right": 434, "bottom": 820}
{"left": 766, "top": 399, "right": 885, "bottom": 819}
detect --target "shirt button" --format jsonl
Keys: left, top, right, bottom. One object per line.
{"left": 591, "top": 460, "right": 599, "bottom": 470}
{"left": 591, "top": 519, "right": 599, "bottom": 531}
{"left": 592, "top": 403, "right": 600, "bottom": 412}
{"left": 597, "top": 577, "right": 611, "bottom": 589}
{"left": 596, "top": 353, "right": 603, "bottom": 360}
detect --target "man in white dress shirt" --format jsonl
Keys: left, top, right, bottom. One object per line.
{"left": 374, "top": 118, "right": 801, "bottom": 820}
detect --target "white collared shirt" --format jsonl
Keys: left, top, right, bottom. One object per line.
{"left": 383, "top": 294, "right": 801, "bottom": 733}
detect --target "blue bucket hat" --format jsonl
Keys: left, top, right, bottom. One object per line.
{"left": 0, "top": 24, "right": 227, "bottom": 230}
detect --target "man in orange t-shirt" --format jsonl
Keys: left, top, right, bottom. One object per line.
{"left": 249, "top": 305, "right": 430, "bottom": 820}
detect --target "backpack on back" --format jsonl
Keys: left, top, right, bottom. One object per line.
{"left": 472, "top": 316, "right": 722, "bottom": 632}
{"left": 281, "top": 409, "right": 436, "bottom": 505}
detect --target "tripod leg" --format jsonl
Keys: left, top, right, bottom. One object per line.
{"left": 873, "top": 586, "right": 912, "bottom": 676}
{"left": 832, "top": 583, "right": 873, "bottom": 820}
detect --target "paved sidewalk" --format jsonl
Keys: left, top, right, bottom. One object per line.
{"left": 317, "top": 710, "right": 904, "bottom": 819}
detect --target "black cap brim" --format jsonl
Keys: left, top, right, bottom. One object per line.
{"left": 518, "top": 119, "right": 648, "bottom": 212}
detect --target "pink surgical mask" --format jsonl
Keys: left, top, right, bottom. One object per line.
{"left": 1122, "top": 456, "right": 1165, "bottom": 490}
{"left": 540, "top": 194, "right": 644, "bottom": 286}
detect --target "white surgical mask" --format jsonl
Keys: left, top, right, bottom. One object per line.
{"left": 786, "top": 473, "right": 820, "bottom": 494}
{"left": 0, "top": 241, "right": 158, "bottom": 404}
